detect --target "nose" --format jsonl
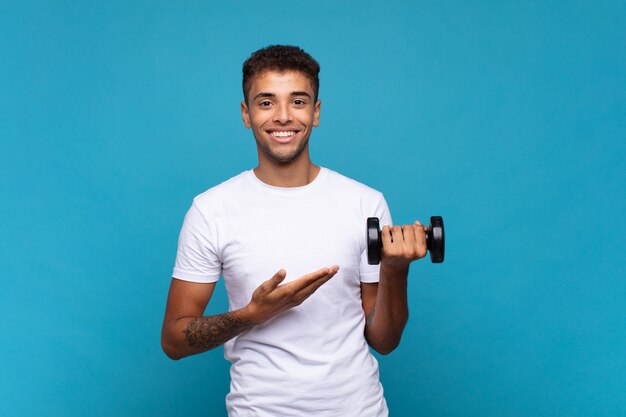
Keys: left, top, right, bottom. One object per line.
{"left": 273, "top": 103, "right": 292, "bottom": 124}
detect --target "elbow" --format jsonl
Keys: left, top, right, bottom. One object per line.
{"left": 375, "top": 347, "right": 394, "bottom": 356}
{"left": 366, "top": 320, "right": 407, "bottom": 355}
{"left": 161, "top": 333, "right": 185, "bottom": 360}
{"left": 161, "top": 342, "right": 183, "bottom": 360}
{"left": 163, "top": 347, "right": 183, "bottom": 361}
{"left": 367, "top": 335, "right": 402, "bottom": 355}
{"left": 372, "top": 340, "right": 400, "bottom": 356}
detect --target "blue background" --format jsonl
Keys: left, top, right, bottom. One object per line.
{"left": 1, "top": 1, "right": 624, "bottom": 416}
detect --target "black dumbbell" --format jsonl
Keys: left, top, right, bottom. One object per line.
{"left": 367, "top": 216, "right": 445, "bottom": 265}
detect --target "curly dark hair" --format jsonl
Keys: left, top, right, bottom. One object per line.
{"left": 242, "top": 45, "right": 320, "bottom": 103}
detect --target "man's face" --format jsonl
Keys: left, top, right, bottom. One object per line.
{"left": 241, "top": 70, "right": 320, "bottom": 165}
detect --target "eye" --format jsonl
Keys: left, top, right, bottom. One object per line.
{"left": 293, "top": 99, "right": 307, "bottom": 107}
{"left": 259, "top": 100, "right": 273, "bottom": 108}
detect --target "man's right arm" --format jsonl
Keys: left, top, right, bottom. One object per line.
{"left": 161, "top": 266, "right": 339, "bottom": 360}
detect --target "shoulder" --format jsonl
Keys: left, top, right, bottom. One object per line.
{"left": 321, "top": 168, "right": 388, "bottom": 218}
{"left": 323, "top": 168, "right": 384, "bottom": 201}
{"left": 192, "top": 171, "right": 251, "bottom": 208}
{"left": 184, "top": 171, "right": 258, "bottom": 224}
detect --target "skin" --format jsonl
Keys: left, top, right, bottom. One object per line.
{"left": 161, "top": 69, "right": 427, "bottom": 360}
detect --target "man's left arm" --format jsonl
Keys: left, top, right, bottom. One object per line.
{"left": 361, "top": 222, "right": 428, "bottom": 354}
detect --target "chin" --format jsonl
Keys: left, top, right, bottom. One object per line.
{"left": 267, "top": 152, "right": 301, "bottom": 164}
{"left": 262, "top": 142, "right": 309, "bottom": 164}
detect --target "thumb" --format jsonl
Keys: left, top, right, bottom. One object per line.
{"left": 266, "top": 268, "right": 287, "bottom": 291}
{"left": 414, "top": 220, "right": 428, "bottom": 232}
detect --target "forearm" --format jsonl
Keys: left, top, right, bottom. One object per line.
{"left": 365, "top": 263, "right": 409, "bottom": 354}
{"left": 162, "top": 308, "right": 256, "bottom": 360}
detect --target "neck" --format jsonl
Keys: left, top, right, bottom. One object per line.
{"left": 253, "top": 151, "right": 320, "bottom": 188}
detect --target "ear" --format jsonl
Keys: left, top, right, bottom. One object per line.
{"left": 241, "top": 100, "right": 251, "bottom": 128}
{"left": 313, "top": 99, "right": 321, "bottom": 127}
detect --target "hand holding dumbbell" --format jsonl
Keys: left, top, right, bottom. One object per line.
{"left": 367, "top": 216, "right": 445, "bottom": 265}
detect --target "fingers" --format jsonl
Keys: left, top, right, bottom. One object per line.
{"left": 299, "top": 266, "right": 339, "bottom": 284}
{"left": 414, "top": 220, "right": 429, "bottom": 233}
{"left": 292, "top": 266, "right": 339, "bottom": 302}
{"left": 288, "top": 266, "right": 338, "bottom": 294}
{"left": 381, "top": 225, "right": 393, "bottom": 247}
{"left": 264, "top": 266, "right": 338, "bottom": 296}
{"left": 397, "top": 224, "right": 424, "bottom": 259}
{"left": 412, "top": 221, "right": 427, "bottom": 256}
{"left": 264, "top": 266, "right": 339, "bottom": 307}
{"left": 402, "top": 224, "right": 417, "bottom": 248}
{"left": 382, "top": 221, "right": 428, "bottom": 261}
{"left": 259, "top": 269, "right": 287, "bottom": 294}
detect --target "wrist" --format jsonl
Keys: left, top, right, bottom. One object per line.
{"left": 380, "top": 260, "right": 410, "bottom": 277}
{"left": 236, "top": 304, "right": 264, "bottom": 325}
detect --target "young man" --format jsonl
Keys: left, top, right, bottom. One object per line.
{"left": 161, "top": 45, "right": 428, "bottom": 417}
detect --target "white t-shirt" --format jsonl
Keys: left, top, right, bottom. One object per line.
{"left": 173, "top": 167, "right": 393, "bottom": 417}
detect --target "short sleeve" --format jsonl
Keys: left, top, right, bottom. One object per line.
{"left": 359, "top": 195, "right": 393, "bottom": 283}
{"left": 172, "top": 202, "right": 222, "bottom": 283}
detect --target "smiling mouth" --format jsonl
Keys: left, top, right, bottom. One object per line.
{"left": 269, "top": 130, "right": 297, "bottom": 138}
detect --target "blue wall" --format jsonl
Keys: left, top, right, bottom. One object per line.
{"left": 1, "top": 1, "right": 624, "bottom": 416}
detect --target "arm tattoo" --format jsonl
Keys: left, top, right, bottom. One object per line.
{"left": 184, "top": 313, "right": 255, "bottom": 351}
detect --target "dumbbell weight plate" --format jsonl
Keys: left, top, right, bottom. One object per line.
{"left": 428, "top": 216, "right": 445, "bottom": 263}
{"left": 367, "top": 217, "right": 382, "bottom": 265}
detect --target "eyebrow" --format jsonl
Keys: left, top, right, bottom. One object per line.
{"left": 253, "top": 91, "right": 312, "bottom": 101}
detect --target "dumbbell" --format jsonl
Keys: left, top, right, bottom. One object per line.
{"left": 367, "top": 216, "right": 445, "bottom": 265}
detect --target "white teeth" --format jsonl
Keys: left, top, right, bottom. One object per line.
{"left": 271, "top": 131, "right": 295, "bottom": 138}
